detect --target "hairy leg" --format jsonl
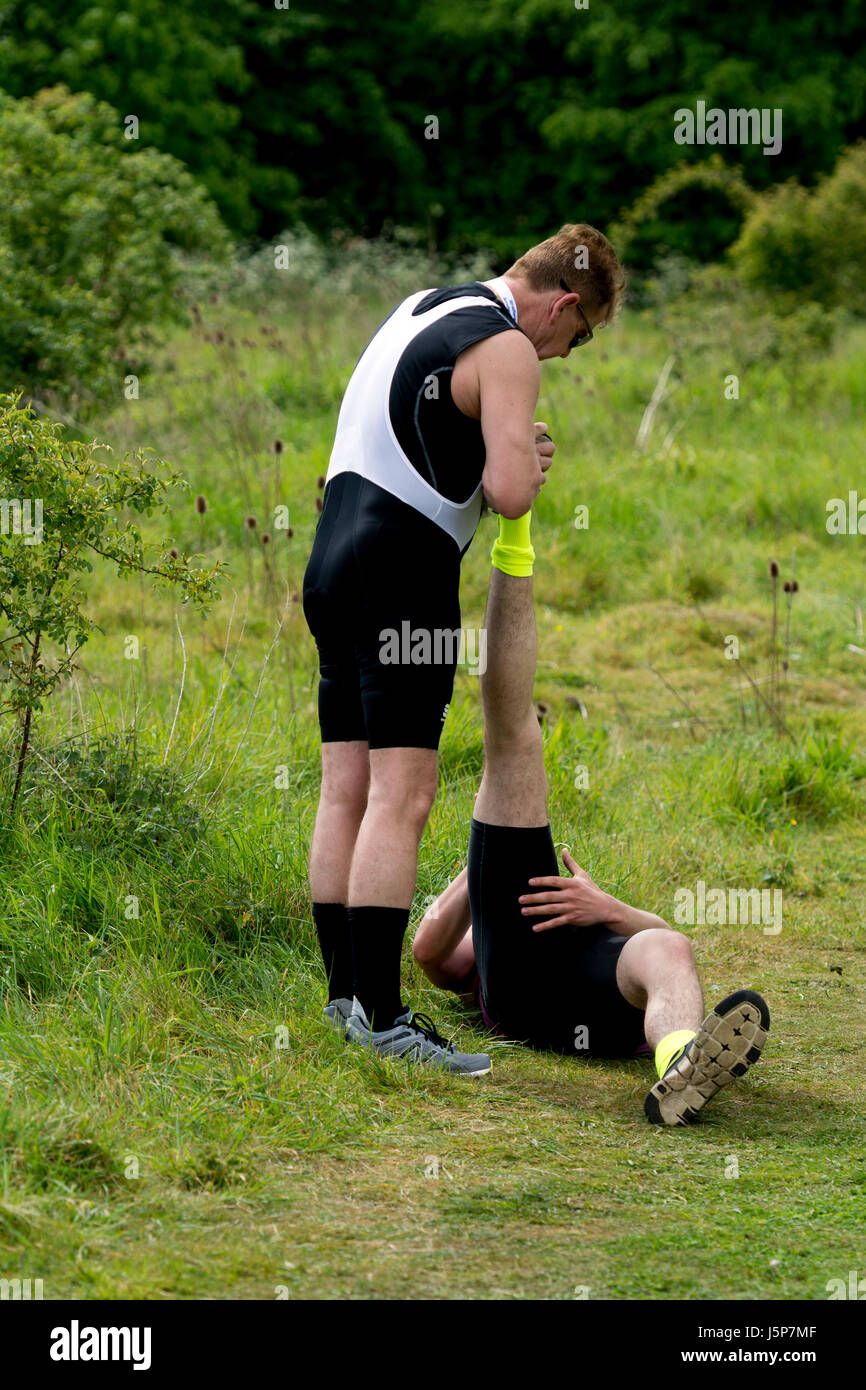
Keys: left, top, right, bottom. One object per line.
{"left": 348, "top": 746, "right": 439, "bottom": 907}
{"left": 615, "top": 928, "right": 704, "bottom": 1050}
{"left": 413, "top": 560, "right": 548, "bottom": 996}
{"left": 309, "top": 740, "right": 370, "bottom": 903}
{"left": 474, "top": 568, "right": 548, "bottom": 827}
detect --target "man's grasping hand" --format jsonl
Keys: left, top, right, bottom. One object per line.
{"left": 519, "top": 849, "right": 672, "bottom": 937}
{"left": 534, "top": 421, "right": 554, "bottom": 482}
{"left": 519, "top": 848, "right": 615, "bottom": 931}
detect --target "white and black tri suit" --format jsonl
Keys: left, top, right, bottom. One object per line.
{"left": 303, "top": 282, "right": 522, "bottom": 748}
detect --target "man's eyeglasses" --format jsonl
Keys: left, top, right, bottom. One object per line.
{"left": 559, "top": 278, "right": 593, "bottom": 349}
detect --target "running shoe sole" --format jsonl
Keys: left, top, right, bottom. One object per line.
{"left": 644, "top": 988, "right": 770, "bottom": 1126}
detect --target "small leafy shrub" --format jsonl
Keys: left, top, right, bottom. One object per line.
{"left": 26, "top": 733, "right": 206, "bottom": 861}
{"left": 0, "top": 393, "right": 223, "bottom": 817}
{"left": 730, "top": 141, "right": 866, "bottom": 313}
{"left": 190, "top": 876, "right": 288, "bottom": 945}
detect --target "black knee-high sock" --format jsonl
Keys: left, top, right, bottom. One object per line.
{"left": 312, "top": 902, "right": 353, "bottom": 1001}
{"left": 348, "top": 906, "right": 409, "bottom": 1030}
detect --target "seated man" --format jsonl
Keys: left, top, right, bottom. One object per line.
{"left": 413, "top": 511, "right": 770, "bottom": 1125}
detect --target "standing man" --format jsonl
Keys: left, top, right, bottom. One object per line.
{"left": 302, "top": 224, "right": 624, "bottom": 1070}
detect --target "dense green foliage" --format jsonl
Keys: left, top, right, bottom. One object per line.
{"left": 0, "top": 0, "right": 864, "bottom": 256}
{"left": 611, "top": 157, "right": 757, "bottom": 272}
{"left": 731, "top": 142, "right": 866, "bottom": 312}
{"left": 0, "top": 87, "right": 229, "bottom": 412}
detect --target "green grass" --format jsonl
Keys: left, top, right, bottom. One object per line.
{"left": 1, "top": 275, "right": 864, "bottom": 1299}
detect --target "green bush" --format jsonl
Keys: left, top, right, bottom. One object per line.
{"left": 0, "top": 85, "right": 231, "bottom": 413}
{"left": 0, "top": 392, "right": 224, "bottom": 816}
{"left": 25, "top": 733, "right": 207, "bottom": 863}
{"left": 730, "top": 142, "right": 866, "bottom": 313}
{"left": 612, "top": 158, "right": 756, "bottom": 273}
{"left": 649, "top": 263, "right": 841, "bottom": 374}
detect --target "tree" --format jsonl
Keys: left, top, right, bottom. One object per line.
{"left": 0, "top": 0, "right": 255, "bottom": 231}
{"left": 0, "top": 0, "right": 863, "bottom": 259}
{"left": 0, "top": 394, "right": 224, "bottom": 817}
{"left": 0, "top": 86, "right": 230, "bottom": 413}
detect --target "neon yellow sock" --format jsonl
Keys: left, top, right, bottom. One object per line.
{"left": 655, "top": 1028, "right": 697, "bottom": 1079}
{"left": 491, "top": 511, "right": 534, "bottom": 577}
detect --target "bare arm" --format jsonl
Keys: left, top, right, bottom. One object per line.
{"left": 518, "top": 848, "right": 672, "bottom": 936}
{"left": 475, "top": 332, "right": 545, "bottom": 518}
{"left": 412, "top": 868, "right": 478, "bottom": 991}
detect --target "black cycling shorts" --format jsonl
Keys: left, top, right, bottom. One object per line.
{"left": 468, "top": 819, "right": 647, "bottom": 1057}
{"left": 303, "top": 471, "right": 464, "bottom": 750}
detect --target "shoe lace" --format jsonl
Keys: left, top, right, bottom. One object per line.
{"left": 409, "top": 1011, "right": 454, "bottom": 1053}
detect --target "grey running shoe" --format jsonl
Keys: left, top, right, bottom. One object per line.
{"left": 645, "top": 989, "right": 770, "bottom": 1126}
{"left": 323, "top": 997, "right": 354, "bottom": 1033}
{"left": 346, "top": 1000, "right": 492, "bottom": 1076}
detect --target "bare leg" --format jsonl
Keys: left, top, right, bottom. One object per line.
{"left": 309, "top": 741, "right": 370, "bottom": 903}
{"left": 348, "top": 747, "right": 439, "bottom": 907}
{"left": 415, "top": 567, "right": 549, "bottom": 994}
{"left": 615, "top": 928, "right": 704, "bottom": 1050}
{"left": 474, "top": 568, "right": 548, "bottom": 827}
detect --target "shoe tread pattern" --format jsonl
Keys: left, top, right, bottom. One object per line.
{"left": 645, "top": 990, "right": 769, "bottom": 1126}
